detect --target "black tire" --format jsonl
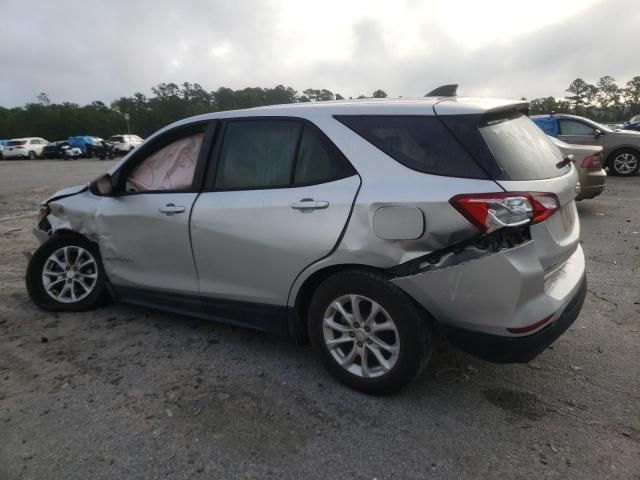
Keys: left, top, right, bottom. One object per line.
{"left": 608, "top": 148, "right": 640, "bottom": 176}
{"left": 307, "top": 270, "right": 430, "bottom": 395}
{"left": 86, "top": 148, "right": 95, "bottom": 159}
{"left": 28, "top": 151, "right": 36, "bottom": 160}
{"left": 26, "top": 233, "right": 109, "bottom": 312}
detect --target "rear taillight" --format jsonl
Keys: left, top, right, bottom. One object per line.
{"left": 581, "top": 153, "right": 602, "bottom": 169}
{"left": 450, "top": 192, "right": 560, "bottom": 233}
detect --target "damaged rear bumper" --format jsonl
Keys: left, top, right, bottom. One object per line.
{"left": 390, "top": 241, "right": 586, "bottom": 363}
{"left": 440, "top": 275, "right": 586, "bottom": 363}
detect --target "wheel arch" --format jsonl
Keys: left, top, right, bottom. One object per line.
{"left": 606, "top": 146, "right": 640, "bottom": 166}
{"left": 290, "top": 262, "right": 435, "bottom": 344}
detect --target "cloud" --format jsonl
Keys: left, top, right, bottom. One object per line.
{"left": 0, "top": 0, "right": 638, "bottom": 107}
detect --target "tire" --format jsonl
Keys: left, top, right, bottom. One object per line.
{"left": 26, "top": 234, "right": 109, "bottom": 312}
{"left": 86, "top": 148, "right": 95, "bottom": 159}
{"left": 307, "top": 270, "right": 430, "bottom": 395}
{"left": 28, "top": 151, "right": 36, "bottom": 160}
{"left": 608, "top": 148, "right": 639, "bottom": 176}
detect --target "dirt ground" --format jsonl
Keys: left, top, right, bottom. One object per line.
{"left": 0, "top": 159, "right": 638, "bottom": 480}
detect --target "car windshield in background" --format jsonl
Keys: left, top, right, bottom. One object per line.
{"left": 7, "top": 140, "right": 26, "bottom": 146}
{"left": 480, "top": 112, "right": 569, "bottom": 180}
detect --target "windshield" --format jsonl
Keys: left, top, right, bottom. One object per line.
{"left": 480, "top": 112, "right": 569, "bottom": 180}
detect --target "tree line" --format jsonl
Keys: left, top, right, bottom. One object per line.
{"left": 527, "top": 76, "right": 640, "bottom": 121}
{"left": 1, "top": 77, "right": 638, "bottom": 140}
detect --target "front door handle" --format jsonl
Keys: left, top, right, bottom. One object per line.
{"left": 290, "top": 199, "right": 329, "bottom": 210}
{"left": 159, "top": 203, "right": 186, "bottom": 215}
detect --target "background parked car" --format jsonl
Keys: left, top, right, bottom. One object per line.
{"left": 622, "top": 114, "right": 640, "bottom": 132}
{"left": 531, "top": 113, "right": 640, "bottom": 176}
{"left": 106, "top": 134, "right": 143, "bottom": 154}
{"left": 68, "top": 136, "right": 105, "bottom": 158}
{"left": 2, "top": 137, "right": 49, "bottom": 159}
{"left": 42, "top": 141, "right": 82, "bottom": 160}
{"left": 549, "top": 136, "right": 606, "bottom": 200}
{"left": 0, "top": 140, "right": 7, "bottom": 159}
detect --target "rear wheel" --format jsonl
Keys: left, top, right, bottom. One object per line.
{"left": 608, "top": 149, "right": 639, "bottom": 176}
{"left": 307, "top": 271, "right": 430, "bottom": 395}
{"left": 27, "top": 234, "right": 109, "bottom": 311}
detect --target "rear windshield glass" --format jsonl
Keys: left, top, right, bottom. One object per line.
{"left": 7, "top": 140, "right": 26, "bottom": 146}
{"left": 480, "top": 112, "right": 569, "bottom": 180}
{"left": 335, "top": 115, "right": 488, "bottom": 178}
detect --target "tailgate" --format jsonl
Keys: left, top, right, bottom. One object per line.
{"left": 497, "top": 168, "right": 580, "bottom": 271}
{"left": 434, "top": 104, "right": 581, "bottom": 272}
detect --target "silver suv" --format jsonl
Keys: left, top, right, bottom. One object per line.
{"left": 27, "top": 97, "right": 587, "bottom": 394}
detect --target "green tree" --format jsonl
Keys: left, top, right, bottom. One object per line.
{"left": 372, "top": 89, "right": 387, "bottom": 98}
{"left": 623, "top": 76, "right": 640, "bottom": 115}
{"left": 565, "top": 78, "right": 592, "bottom": 115}
{"left": 302, "top": 89, "right": 335, "bottom": 101}
{"left": 596, "top": 76, "right": 621, "bottom": 120}
{"left": 36, "top": 92, "right": 51, "bottom": 106}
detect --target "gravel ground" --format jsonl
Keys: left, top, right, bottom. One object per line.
{"left": 0, "top": 160, "right": 639, "bottom": 480}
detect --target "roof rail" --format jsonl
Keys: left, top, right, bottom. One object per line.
{"left": 425, "top": 84, "right": 458, "bottom": 97}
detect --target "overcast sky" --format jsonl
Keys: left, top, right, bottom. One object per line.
{"left": 1, "top": 0, "right": 639, "bottom": 107}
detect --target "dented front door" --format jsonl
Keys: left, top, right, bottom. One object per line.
{"left": 95, "top": 193, "right": 200, "bottom": 296}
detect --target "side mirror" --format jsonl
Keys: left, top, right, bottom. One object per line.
{"left": 90, "top": 173, "right": 114, "bottom": 196}
{"left": 594, "top": 129, "right": 603, "bottom": 138}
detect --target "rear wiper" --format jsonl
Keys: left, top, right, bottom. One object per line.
{"left": 556, "top": 155, "right": 573, "bottom": 169}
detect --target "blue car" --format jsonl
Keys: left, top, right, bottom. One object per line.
{"left": 67, "top": 136, "right": 104, "bottom": 158}
{"left": 623, "top": 114, "right": 640, "bottom": 132}
{"left": 0, "top": 140, "right": 7, "bottom": 158}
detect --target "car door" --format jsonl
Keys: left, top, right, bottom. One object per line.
{"left": 190, "top": 118, "right": 360, "bottom": 333}
{"left": 557, "top": 118, "right": 603, "bottom": 147}
{"left": 95, "top": 121, "right": 215, "bottom": 310}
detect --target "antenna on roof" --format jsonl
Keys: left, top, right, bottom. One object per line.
{"left": 425, "top": 84, "right": 458, "bottom": 97}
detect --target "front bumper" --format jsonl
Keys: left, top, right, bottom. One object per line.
{"left": 440, "top": 274, "right": 586, "bottom": 363}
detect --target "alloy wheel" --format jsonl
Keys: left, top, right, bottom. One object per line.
{"left": 41, "top": 246, "right": 98, "bottom": 303}
{"left": 613, "top": 153, "right": 638, "bottom": 175}
{"left": 322, "top": 294, "right": 400, "bottom": 378}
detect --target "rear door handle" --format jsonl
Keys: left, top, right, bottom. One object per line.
{"left": 159, "top": 203, "right": 186, "bottom": 215}
{"left": 290, "top": 199, "right": 329, "bottom": 210}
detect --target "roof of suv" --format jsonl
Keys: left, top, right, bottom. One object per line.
{"left": 192, "top": 96, "right": 527, "bottom": 120}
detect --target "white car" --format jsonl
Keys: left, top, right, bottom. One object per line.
{"left": 106, "top": 134, "right": 144, "bottom": 154}
{"left": 3, "top": 137, "right": 49, "bottom": 159}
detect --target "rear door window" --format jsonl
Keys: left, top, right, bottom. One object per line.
{"left": 215, "top": 120, "right": 300, "bottom": 189}
{"left": 558, "top": 119, "right": 596, "bottom": 136}
{"left": 480, "top": 112, "right": 568, "bottom": 180}
{"left": 335, "top": 115, "right": 488, "bottom": 178}
{"left": 214, "top": 119, "right": 355, "bottom": 189}
{"left": 293, "top": 125, "right": 355, "bottom": 185}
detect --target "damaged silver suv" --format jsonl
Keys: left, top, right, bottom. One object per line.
{"left": 27, "top": 95, "right": 587, "bottom": 394}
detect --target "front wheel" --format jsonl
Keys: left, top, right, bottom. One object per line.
{"left": 28, "top": 151, "right": 37, "bottom": 160}
{"left": 608, "top": 149, "right": 639, "bottom": 176}
{"left": 26, "top": 234, "right": 109, "bottom": 311}
{"left": 307, "top": 271, "right": 430, "bottom": 395}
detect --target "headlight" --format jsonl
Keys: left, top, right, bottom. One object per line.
{"left": 37, "top": 206, "right": 50, "bottom": 223}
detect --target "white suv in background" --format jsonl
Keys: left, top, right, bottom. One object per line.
{"left": 106, "top": 134, "right": 144, "bottom": 154}
{"left": 3, "top": 137, "right": 49, "bottom": 159}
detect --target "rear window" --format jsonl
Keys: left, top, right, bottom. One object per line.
{"left": 480, "top": 112, "right": 569, "bottom": 180}
{"left": 7, "top": 140, "right": 26, "bottom": 146}
{"left": 335, "top": 115, "right": 488, "bottom": 178}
